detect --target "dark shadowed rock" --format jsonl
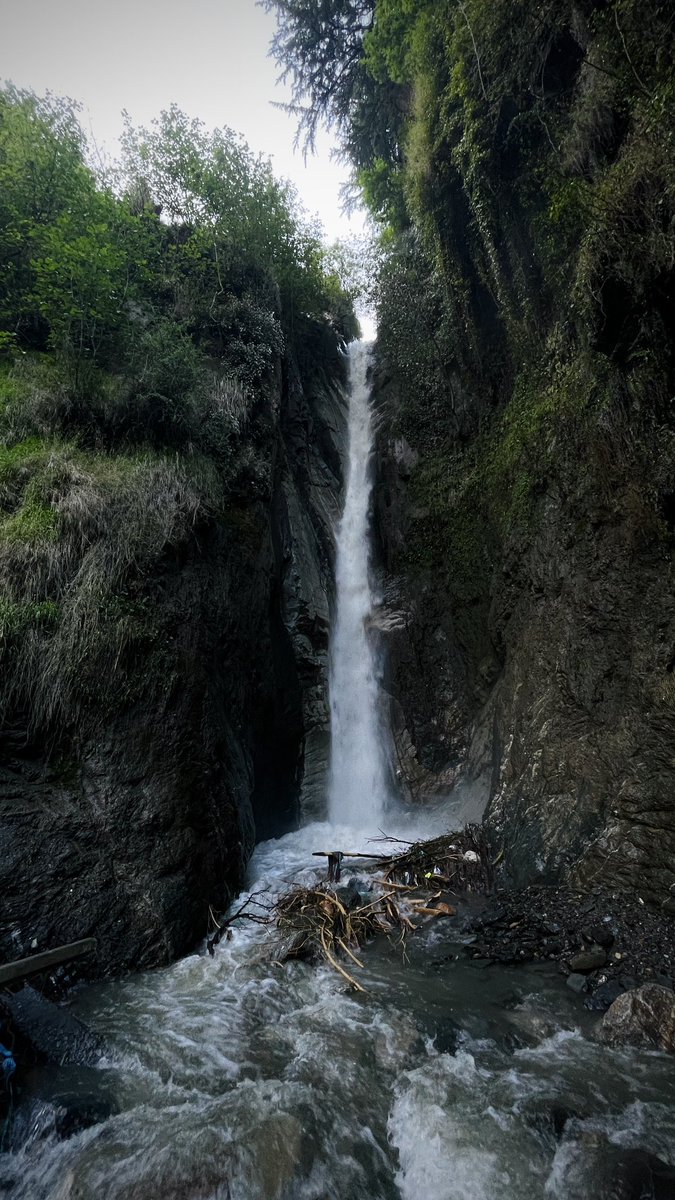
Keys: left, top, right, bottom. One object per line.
{"left": 521, "top": 1098, "right": 580, "bottom": 1141}
{"left": 569, "top": 946, "right": 608, "bottom": 972}
{"left": 2, "top": 986, "right": 101, "bottom": 1065}
{"left": 584, "top": 978, "right": 626, "bottom": 1011}
{"left": 596, "top": 984, "right": 675, "bottom": 1052}
{"left": 0, "top": 356, "right": 347, "bottom": 978}
{"left": 554, "top": 1139, "right": 675, "bottom": 1200}
{"left": 597, "top": 1149, "right": 675, "bottom": 1200}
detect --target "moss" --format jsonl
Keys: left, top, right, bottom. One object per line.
{"left": 0, "top": 485, "right": 59, "bottom": 543}
{"left": 0, "top": 437, "right": 51, "bottom": 486}
{"left": 0, "top": 598, "right": 59, "bottom": 638}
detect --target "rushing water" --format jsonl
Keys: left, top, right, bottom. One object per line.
{"left": 4, "top": 806, "right": 675, "bottom": 1200}
{"left": 3, "top": 343, "right": 675, "bottom": 1198}
{"left": 328, "top": 340, "right": 389, "bottom": 827}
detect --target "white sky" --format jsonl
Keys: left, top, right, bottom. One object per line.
{"left": 0, "top": 0, "right": 370, "bottom": 249}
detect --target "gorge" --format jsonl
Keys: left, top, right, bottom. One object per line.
{"left": 0, "top": 0, "right": 674, "bottom": 1194}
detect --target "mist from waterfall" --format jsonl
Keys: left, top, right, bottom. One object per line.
{"left": 328, "top": 341, "right": 389, "bottom": 827}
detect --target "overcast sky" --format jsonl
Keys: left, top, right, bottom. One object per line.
{"left": 0, "top": 0, "right": 368, "bottom": 246}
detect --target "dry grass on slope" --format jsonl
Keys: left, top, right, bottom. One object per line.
{"left": 0, "top": 438, "right": 222, "bottom": 731}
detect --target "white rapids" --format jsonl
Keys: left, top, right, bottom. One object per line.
{"left": 328, "top": 340, "right": 390, "bottom": 827}
{"left": 4, "top": 811, "right": 675, "bottom": 1200}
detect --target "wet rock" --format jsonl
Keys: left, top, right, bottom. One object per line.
{"left": 335, "top": 877, "right": 366, "bottom": 910}
{"left": 521, "top": 1098, "right": 578, "bottom": 1140}
{"left": 432, "top": 1020, "right": 460, "bottom": 1055}
{"left": 463, "top": 883, "right": 675, "bottom": 999}
{"left": 481, "top": 905, "right": 507, "bottom": 927}
{"left": 596, "top": 983, "right": 675, "bottom": 1052}
{"left": 568, "top": 946, "right": 607, "bottom": 972}
{"left": 582, "top": 925, "right": 615, "bottom": 949}
{"left": 53, "top": 1092, "right": 115, "bottom": 1138}
{"left": 546, "top": 939, "right": 564, "bottom": 956}
{"left": 541, "top": 921, "right": 562, "bottom": 936}
{"left": 584, "top": 978, "right": 626, "bottom": 1012}
{"left": 0, "top": 360, "right": 349, "bottom": 977}
{"left": 599, "top": 1148, "right": 675, "bottom": 1200}
{"left": 555, "top": 1139, "right": 675, "bottom": 1200}
{"left": 11, "top": 1091, "right": 115, "bottom": 1149}
{"left": 2, "top": 986, "right": 101, "bottom": 1066}
{"left": 566, "top": 972, "right": 588, "bottom": 994}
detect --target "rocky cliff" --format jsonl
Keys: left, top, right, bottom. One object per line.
{"left": 0, "top": 348, "right": 347, "bottom": 976}
{"left": 375, "top": 377, "right": 675, "bottom": 903}
{"left": 368, "top": 0, "right": 675, "bottom": 905}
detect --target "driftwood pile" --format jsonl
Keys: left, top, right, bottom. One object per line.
{"left": 272, "top": 824, "right": 493, "bottom": 991}
{"left": 275, "top": 884, "right": 413, "bottom": 992}
{"left": 375, "top": 824, "right": 494, "bottom": 892}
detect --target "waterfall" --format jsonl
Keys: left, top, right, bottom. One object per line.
{"left": 328, "top": 340, "right": 389, "bottom": 827}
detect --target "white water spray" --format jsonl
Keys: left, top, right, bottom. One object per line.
{"left": 328, "top": 341, "right": 389, "bottom": 826}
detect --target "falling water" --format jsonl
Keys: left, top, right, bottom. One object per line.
{"left": 328, "top": 341, "right": 389, "bottom": 827}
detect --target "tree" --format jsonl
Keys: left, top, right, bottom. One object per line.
{"left": 0, "top": 87, "right": 92, "bottom": 343}
{"left": 263, "top": 0, "right": 408, "bottom": 215}
{"left": 120, "top": 106, "right": 355, "bottom": 343}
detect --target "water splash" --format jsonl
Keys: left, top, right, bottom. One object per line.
{"left": 328, "top": 341, "right": 389, "bottom": 827}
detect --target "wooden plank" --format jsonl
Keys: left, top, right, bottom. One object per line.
{"left": 0, "top": 939, "right": 97, "bottom": 988}
{"left": 311, "top": 851, "right": 388, "bottom": 859}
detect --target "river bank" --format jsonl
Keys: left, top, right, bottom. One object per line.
{"left": 463, "top": 881, "right": 675, "bottom": 1011}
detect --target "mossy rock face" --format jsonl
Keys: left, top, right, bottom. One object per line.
{"left": 369, "top": 0, "right": 675, "bottom": 896}
{"left": 0, "top": 339, "right": 351, "bottom": 973}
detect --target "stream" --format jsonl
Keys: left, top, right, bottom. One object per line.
{"left": 3, "top": 807, "right": 675, "bottom": 1199}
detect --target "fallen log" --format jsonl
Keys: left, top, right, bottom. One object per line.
{"left": 0, "top": 939, "right": 97, "bottom": 989}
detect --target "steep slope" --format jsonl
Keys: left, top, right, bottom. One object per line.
{"left": 363, "top": 0, "right": 675, "bottom": 902}
{"left": 0, "top": 350, "right": 347, "bottom": 976}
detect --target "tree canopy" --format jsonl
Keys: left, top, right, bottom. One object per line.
{"left": 0, "top": 85, "right": 358, "bottom": 445}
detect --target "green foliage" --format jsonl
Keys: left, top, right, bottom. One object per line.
{"left": 1, "top": 487, "right": 59, "bottom": 544}
{"left": 0, "top": 82, "right": 357, "bottom": 734}
{"left": 0, "top": 83, "right": 356, "bottom": 427}
{"left": 0, "top": 598, "right": 59, "bottom": 639}
{"left": 120, "top": 105, "right": 353, "bottom": 342}
{"left": 31, "top": 200, "right": 128, "bottom": 364}
{"left": 0, "top": 87, "right": 91, "bottom": 338}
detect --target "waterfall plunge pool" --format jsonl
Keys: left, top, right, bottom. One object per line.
{"left": 3, "top": 809, "right": 675, "bottom": 1200}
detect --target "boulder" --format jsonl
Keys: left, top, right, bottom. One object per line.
{"left": 596, "top": 983, "right": 675, "bottom": 1052}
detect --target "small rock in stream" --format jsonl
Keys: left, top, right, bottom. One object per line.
{"left": 584, "top": 979, "right": 626, "bottom": 1012}
{"left": 582, "top": 925, "right": 615, "bottom": 949}
{"left": 566, "top": 972, "right": 588, "bottom": 994}
{"left": 568, "top": 946, "right": 607, "bottom": 973}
